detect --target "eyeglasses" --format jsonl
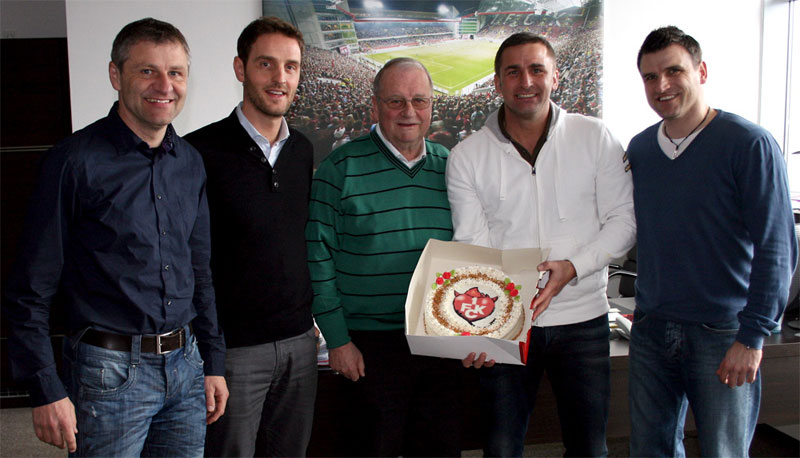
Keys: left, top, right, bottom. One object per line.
{"left": 378, "top": 96, "right": 432, "bottom": 110}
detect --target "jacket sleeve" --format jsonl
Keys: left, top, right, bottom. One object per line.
{"left": 569, "top": 125, "right": 637, "bottom": 281}
{"left": 735, "top": 133, "right": 798, "bottom": 349}
{"left": 446, "top": 144, "right": 492, "bottom": 247}
{"left": 3, "top": 144, "right": 75, "bottom": 406}
{"left": 306, "top": 159, "right": 350, "bottom": 349}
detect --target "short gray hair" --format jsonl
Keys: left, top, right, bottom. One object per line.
{"left": 372, "top": 57, "right": 433, "bottom": 96}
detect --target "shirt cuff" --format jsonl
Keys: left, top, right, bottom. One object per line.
{"left": 735, "top": 327, "right": 766, "bottom": 350}
{"left": 27, "top": 371, "right": 69, "bottom": 407}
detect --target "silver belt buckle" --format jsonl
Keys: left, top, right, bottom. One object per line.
{"left": 155, "top": 329, "right": 180, "bottom": 355}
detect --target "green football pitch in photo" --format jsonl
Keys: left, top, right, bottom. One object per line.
{"left": 367, "top": 39, "right": 500, "bottom": 95}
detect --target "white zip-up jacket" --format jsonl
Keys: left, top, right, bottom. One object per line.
{"left": 446, "top": 103, "right": 636, "bottom": 326}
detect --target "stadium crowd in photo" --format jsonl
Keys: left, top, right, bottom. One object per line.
{"left": 283, "top": 0, "right": 603, "bottom": 166}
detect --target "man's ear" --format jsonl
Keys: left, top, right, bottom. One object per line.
{"left": 109, "top": 61, "right": 122, "bottom": 91}
{"left": 698, "top": 61, "right": 708, "bottom": 85}
{"left": 234, "top": 56, "right": 246, "bottom": 83}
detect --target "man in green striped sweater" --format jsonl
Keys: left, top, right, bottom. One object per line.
{"left": 306, "top": 58, "right": 461, "bottom": 456}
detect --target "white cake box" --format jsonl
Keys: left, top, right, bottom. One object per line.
{"left": 405, "top": 239, "right": 548, "bottom": 365}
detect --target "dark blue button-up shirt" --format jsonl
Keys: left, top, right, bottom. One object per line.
{"left": 4, "top": 104, "right": 225, "bottom": 406}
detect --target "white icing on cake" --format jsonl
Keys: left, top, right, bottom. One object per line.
{"left": 423, "top": 266, "right": 525, "bottom": 340}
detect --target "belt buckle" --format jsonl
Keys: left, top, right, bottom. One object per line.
{"left": 155, "top": 329, "right": 181, "bottom": 355}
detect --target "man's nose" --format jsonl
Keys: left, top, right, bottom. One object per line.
{"left": 152, "top": 72, "right": 171, "bottom": 93}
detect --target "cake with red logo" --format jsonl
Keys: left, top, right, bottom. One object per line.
{"left": 423, "top": 266, "right": 525, "bottom": 340}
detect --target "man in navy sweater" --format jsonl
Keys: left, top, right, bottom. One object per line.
{"left": 184, "top": 17, "right": 316, "bottom": 457}
{"left": 627, "top": 26, "right": 797, "bottom": 457}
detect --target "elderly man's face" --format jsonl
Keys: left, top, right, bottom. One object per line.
{"left": 372, "top": 64, "right": 433, "bottom": 155}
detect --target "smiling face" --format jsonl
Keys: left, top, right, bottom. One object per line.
{"left": 639, "top": 44, "right": 707, "bottom": 125}
{"left": 235, "top": 33, "right": 302, "bottom": 121}
{"left": 109, "top": 40, "right": 188, "bottom": 146}
{"left": 494, "top": 42, "right": 558, "bottom": 122}
{"left": 372, "top": 63, "right": 433, "bottom": 156}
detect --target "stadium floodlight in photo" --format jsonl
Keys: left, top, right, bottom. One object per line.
{"left": 269, "top": 0, "right": 604, "bottom": 166}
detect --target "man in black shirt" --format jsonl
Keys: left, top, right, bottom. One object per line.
{"left": 184, "top": 17, "right": 316, "bottom": 457}
{"left": 4, "top": 18, "right": 227, "bottom": 456}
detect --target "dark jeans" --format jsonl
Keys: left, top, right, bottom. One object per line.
{"left": 629, "top": 310, "right": 760, "bottom": 457}
{"left": 341, "top": 329, "right": 463, "bottom": 457}
{"left": 480, "top": 313, "right": 610, "bottom": 457}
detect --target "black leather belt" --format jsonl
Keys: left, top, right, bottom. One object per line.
{"left": 81, "top": 327, "right": 188, "bottom": 354}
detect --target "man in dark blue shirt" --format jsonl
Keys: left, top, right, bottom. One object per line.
{"left": 4, "top": 18, "right": 227, "bottom": 456}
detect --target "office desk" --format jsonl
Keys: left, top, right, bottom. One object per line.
{"left": 307, "top": 325, "right": 799, "bottom": 455}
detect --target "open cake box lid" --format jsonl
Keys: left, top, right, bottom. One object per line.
{"left": 405, "top": 239, "right": 548, "bottom": 365}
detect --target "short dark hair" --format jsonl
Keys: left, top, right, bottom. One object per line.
{"left": 637, "top": 26, "right": 702, "bottom": 69}
{"left": 237, "top": 16, "right": 305, "bottom": 66}
{"left": 372, "top": 57, "right": 433, "bottom": 96}
{"left": 494, "top": 33, "right": 557, "bottom": 75}
{"left": 111, "top": 18, "right": 189, "bottom": 70}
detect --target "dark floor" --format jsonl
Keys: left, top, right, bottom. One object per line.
{"left": 1, "top": 407, "right": 797, "bottom": 457}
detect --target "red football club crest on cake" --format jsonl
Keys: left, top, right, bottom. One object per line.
{"left": 453, "top": 287, "right": 496, "bottom": 322}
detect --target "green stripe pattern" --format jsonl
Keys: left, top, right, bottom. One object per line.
{"left": 307, "top": 130, "right": 453, "bottom": 348}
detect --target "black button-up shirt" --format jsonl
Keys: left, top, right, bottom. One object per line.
{"left": 4, "top": 104, "right": 225, "bottom": 406}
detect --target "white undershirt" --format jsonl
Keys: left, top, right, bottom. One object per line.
{"left": 375, "top": 124, "right": 427, "bottom": 168}
{"left": 656, "top": 121, "right": 708, "bottom": 160}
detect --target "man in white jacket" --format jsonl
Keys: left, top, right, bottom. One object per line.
{"left": 447, "top": 33, "right": 635, "bottom": 457}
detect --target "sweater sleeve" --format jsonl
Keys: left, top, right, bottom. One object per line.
{"left": 570, "top": 125, "right": 637, "bottom": 281}
{"left": 306, "top": 158, "right": 351, "bottom": 349}
{"left": 734, "top": 133, "right": 798, "bottom": 349}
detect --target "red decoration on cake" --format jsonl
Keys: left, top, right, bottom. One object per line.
{"left": 453, "top": 287, "right": 497, "bottom": 322}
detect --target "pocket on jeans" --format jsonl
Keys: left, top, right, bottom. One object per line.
{"left": 183, "top": 337, "right": 205, "bottom": 369}
{"left": 632, "top": 308, "right": 649, "bottom": 325}
{"left": 77, "top": 351, "right": 136, "bottom": 397}
{"left": 700, "top": 319, "right": 739, "bottom": 335}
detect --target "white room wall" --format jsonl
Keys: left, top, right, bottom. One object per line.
{"left": 603, "top": 0, "right": 763, "bottom": 147}
{"left": 63, "top": 0, "right": 765, "bottom": 143}
{"left": 65, "top": 0, "right": 261, "bottom": 135}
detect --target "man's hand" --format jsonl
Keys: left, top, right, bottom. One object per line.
{"left": 462, "top": 352, "right": 495, "bottom": 369}
{"left": 715, "top": 341, "right": 762, "bottom": 388}
{"left": 329, "top": 341, "right": 365, "bottom": 382}
{"left": 32, "top": 397, "right": 77, "bottom": 452}
{"left": 204, "top": 375, "right": 229, "bottom": 424}
{"left": 531, "top": 260, "right": 577, "bottom": 320}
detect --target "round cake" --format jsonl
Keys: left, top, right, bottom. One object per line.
{"left": 423, "top": 266, "right": 525, "bottom": 340}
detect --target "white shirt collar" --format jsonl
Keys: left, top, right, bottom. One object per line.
{"left": 375, "top": 123, "right": 426, "bottom": 168}
{"left": 235, "top": 103, "right": 290, "bottom": 166}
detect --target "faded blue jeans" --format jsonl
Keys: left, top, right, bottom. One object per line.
{"left": 479, "top": 313, "right": 611, "bottom": 457}
{"left": 63, "top": 328, "right": 207, "bottom": 457}
{"left": 629, "top": 310, "right": 760, "bottom": 457}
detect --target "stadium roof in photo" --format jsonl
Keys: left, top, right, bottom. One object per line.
{"left": 344, "top": 0, "right": 586, "bottom": 16}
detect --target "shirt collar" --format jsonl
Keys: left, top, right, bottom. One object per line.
{"left": 235, "top": 102, "right": 290, "bottom": 148}
{"left": 106, "top": 102, "right": 179, "bottom": 157}
{"left": 375, "top": 123, "right": 426, "bottom": 168}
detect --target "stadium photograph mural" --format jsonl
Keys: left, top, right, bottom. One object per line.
{"left": 261, "top": 0, "right": 603, "bottom": 165}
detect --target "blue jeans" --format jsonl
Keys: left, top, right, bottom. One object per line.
{"left": 63, "top": 329, "right": 207, "bottom": 457}
{"left": 480, "top": 314, "right": 610, "bottom": 457}
{"left": 629, "top": 310, "right": 760, "bottom": 457}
